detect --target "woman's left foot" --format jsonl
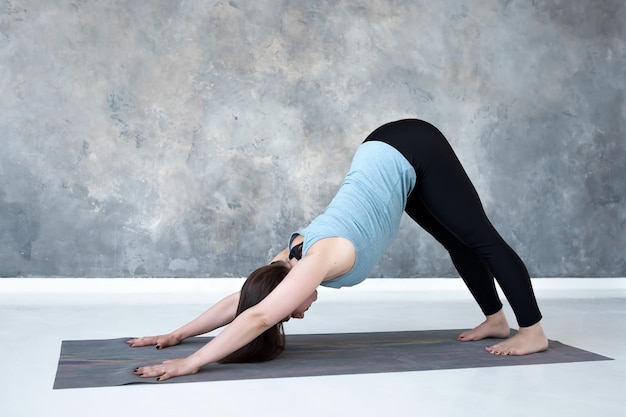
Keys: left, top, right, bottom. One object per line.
{"left": 457, "top": 309, "right": 510, "bottom": 341}
{"left": 486, "top": 322, "right": 548, "bottom": 355}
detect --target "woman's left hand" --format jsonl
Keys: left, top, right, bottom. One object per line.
{"left": 134, "top": 357, "right": 200, "bottom": 381}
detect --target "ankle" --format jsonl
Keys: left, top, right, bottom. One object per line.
{"left": 518, "top": 321, "right": 545, "bottom": 335}
{"left": 485, "top": 309, "right": 507, "bottom": 324}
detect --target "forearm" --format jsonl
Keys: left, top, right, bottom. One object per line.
{"left": 171, "top": 291, "right": 241, "bottom": 340}
{"left": 187, "top": 308, "right": 271, "bottom": 367}
{"left": 133, "top": 308, "right": 272, "bottom": 380}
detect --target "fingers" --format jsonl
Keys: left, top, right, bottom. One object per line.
{"left": 127, "top": 334, "right": 180, "bottom": 349}
{"left": 133, "top": 363, "right": 170, "bottom": 380}
{"left": 126, "top": 336, "right": 168, "bottom": 348}
{"left": 133, "top": 358, "right": 198, "bottom": 382}
{"left": 126, "top": 336, "right": 157, "bottom": 347}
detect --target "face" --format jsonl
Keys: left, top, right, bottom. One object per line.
{"left": 270, "top": 255, "right": 317, "bottom": 322}
{"left": 283, "top": 290, "right": 318, "bottom": 322}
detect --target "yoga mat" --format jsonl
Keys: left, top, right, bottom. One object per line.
{"left": 53, "top": 329, "right": 611, "bottom": 389}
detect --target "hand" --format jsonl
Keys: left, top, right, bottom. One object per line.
{"left": 133, "top": 357, "right": 199, "bottom": 381}
{"left": 126, "top": 333, "right": 181, "bottom": 350}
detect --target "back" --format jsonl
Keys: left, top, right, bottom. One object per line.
{"left": 294, "top": 141, "right": 416, "bottom": 288}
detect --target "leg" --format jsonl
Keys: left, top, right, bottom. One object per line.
{"left": 368, "top": 120, "right": 547, "bottom": 354}
{"left": 411, "top": 126, "right": 547, "bottom": 354}
{"left": 405, "top": 196, "right": 510, "bottom": 340}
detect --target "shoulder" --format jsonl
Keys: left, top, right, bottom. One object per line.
{"left": 305, "top": 237, "right": 356, "bottom": 281}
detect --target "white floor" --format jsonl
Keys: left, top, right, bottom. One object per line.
{"left": 1, "top": 278, "right": 625, "bottom": 417}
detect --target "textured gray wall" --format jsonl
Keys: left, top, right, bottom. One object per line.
{"left": 1, "top": 0, "right": 624, "bottom": 278}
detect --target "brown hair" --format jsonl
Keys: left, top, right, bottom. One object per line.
{"left": 219, "top": 262, "right": 290, "bottom": 363}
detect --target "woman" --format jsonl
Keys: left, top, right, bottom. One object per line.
{"left": 129, "top": 119, "right": 548, "bottom": 381}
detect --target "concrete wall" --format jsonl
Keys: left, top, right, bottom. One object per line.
{"left": 1, "top": 0, "right": 624, "bottom": 278}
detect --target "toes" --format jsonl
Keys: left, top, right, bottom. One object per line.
{"left": 486, "top": 344, "right": 516, "bottom": 355}
{"left": 457, "top": 331, "right": 477, "bottom": 341}
{"left": 486, "top": 345, "right": 502, "bottom": 355}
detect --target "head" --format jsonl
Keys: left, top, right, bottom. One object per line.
{"left": 219, "top": 262, "right": 291, "bottom": 363}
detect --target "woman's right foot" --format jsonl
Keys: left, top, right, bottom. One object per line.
{"left": 457, "top": 309, "right": 511, "bottom": 341}
{"left": 486, "top": 322, "right": 549, "bottom": 355}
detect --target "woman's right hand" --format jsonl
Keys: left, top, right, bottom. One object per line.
{"left": 126, "top": 333, "right": 182, "bottom": 350}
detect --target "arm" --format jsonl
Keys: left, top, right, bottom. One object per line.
{"left": 270, "top": 234, "right": 303, "bottom": 263}
{"left": 135, "top": 237, "right": 355, "bottom": 380}
{"left": 127, "top": 291, "right": 241, "bottom": 349}
{"left": 186, "top": 254, "right": 326, "bottom": 365}
{"left": 270, "top": 247, "right": 289, "bottom": 263}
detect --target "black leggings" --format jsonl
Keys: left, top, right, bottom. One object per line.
{"left": 364, "top": 119, "right": 542, "bottom": 327}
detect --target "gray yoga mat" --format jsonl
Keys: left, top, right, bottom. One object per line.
{"left": 53, "top": 329, "right": 611, "bottom": 389}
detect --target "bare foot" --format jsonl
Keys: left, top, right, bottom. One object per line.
{"left": 457, "top": 309, "right": 511, "bottom": 341}
{"left": 486, "top": 322, "right": 549, "bottom": 355}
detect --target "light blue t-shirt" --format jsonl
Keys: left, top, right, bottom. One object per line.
{"left": 290, "top": 141, "right": 417, "bottom": 288}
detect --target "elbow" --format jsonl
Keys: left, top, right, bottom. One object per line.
{"left": 246, "top": 306, "right": 279, "bottom": 331}
{"left": 220, "top": 305, "right": 286, "bottom": 364}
